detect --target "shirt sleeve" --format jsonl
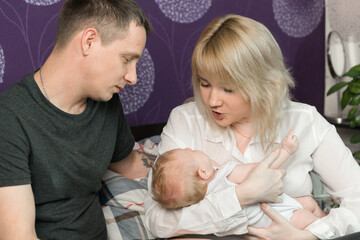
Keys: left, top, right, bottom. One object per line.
{"left": 0, "top": 106, "right": 31, "bottom": 187}
{"left": 144, "top": 105, "right": 249, "bottom": 237}
{"left": 111, "top": 95, "right": 135, "bottom": 162}
{"left": 145, "top": 171, "right": 248, "bottom": 237}
{"left": 306, "top": 108, "right": 360, "bottom": 239}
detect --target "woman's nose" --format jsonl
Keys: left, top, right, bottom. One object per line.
{"left": 208, "top": 88, "right": 222, "bottom": 107}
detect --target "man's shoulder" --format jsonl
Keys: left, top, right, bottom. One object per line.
{"left": 0, "top": 73, "right": 34, "bottom": 102}
{"left": 0, "top": 73, "right": 38, "bottom": 121}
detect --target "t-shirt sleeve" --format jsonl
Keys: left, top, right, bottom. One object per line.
{"left": 110, "top": 95, "right": 135, "bottom": 162}
{"left": 0, "top": 105, "right": 31, "bottom": 186}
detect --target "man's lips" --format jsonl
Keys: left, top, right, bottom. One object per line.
{"left": 116, "top": 85, "right": 124, "bottom": 92}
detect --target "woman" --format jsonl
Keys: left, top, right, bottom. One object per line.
{"left": 144, "top": 14, "right": 360, "bottom": 239}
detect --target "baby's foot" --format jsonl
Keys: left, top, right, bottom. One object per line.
{"left": 281, "top": 130, "right": 299, "bottom": 155}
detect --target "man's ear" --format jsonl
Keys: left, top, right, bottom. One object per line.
{"left": 197, "top": 168, "right": 210, "bottom": 180}
{"left": 81, "top": 28, "right": 98, "bottom": 56}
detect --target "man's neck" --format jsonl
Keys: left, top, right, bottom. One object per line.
{"left": 34, "top": 51, "right": 88, "bottom": 115}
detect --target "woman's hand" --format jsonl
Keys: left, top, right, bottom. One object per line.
{"left": 246, "top": 203, "right": 318, "bottom": 240}
{"left": 235, "top": 150, "right": 285, "bottom": 206}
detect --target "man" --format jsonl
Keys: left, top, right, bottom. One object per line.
{"left": 0, "top": 0, "right": 152, "bottom": 239}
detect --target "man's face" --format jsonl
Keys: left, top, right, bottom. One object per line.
{"left": 87, "top": 21, "right": 147, "bottom": 101}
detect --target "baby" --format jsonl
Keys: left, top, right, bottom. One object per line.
{"left": 151, "top": 130, "right": 326, "bottom": 230}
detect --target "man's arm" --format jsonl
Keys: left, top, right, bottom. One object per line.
{"left": 108, "top": 150, "right": 155, "bottom": 179}
{"left": 0, "top": 184, "right": 39, "bottom": 240}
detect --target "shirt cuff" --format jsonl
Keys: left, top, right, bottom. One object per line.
{"left": 305, "top": 218, "right": 334, "bottom": 239}
{"left": 215, "top": 187, "right": 248, "bottom": 234}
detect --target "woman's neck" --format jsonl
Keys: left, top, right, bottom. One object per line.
{"left": 231, "top": 123, "right": 253, "bottom": 154}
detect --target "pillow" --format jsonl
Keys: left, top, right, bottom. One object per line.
{"left": 100, "top": 136, "right": 160, "bottom": 240}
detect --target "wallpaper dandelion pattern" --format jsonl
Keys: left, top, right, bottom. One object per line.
{"left": 0, "top": 45, "right": 4, "bottom": 83}
{"left": 119, "top": 48, "right": 155, "bottom": 115}
{"left": 155, "top": 0, "right": 212, "bottom": 23}
{"left": 0, "top": 0, "right": 328, "bottom": 126}
{"left": 273, "top": 0, "right": 324, "bottom": 38}
{"left": 24, "top": 0, "right": 61, "bottom": 6}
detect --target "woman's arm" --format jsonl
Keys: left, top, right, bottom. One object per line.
{"left": 307, "top": 124, "right": 360, "bottom": 238}
{"left": 247, "top": 107, "right": 360, "bottom": 239}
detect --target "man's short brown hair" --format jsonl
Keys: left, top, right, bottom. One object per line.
{"left": 55, "top": 0, "right": 151, "bottom": 49}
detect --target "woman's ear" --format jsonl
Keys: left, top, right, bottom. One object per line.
{"left": 197, "top": 168, "right": 210, "bottom": 180}
{"left": 81, "top": 28, "right": 98, "bottom": 56}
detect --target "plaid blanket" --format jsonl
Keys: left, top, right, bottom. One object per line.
{"left": 100, "top": 137, "right": 159, "bottom": 240}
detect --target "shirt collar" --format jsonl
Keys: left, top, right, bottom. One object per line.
{"left": 205, "top": 122, "right": 283, "bottom": 145}
{"left": 204, "top": 121, "right": 226, "bottom": 143}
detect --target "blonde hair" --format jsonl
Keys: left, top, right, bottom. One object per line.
{"left": 192, "top": 14, "right": 294, "bottom": 152}
{"left": 151, "top": 150, "right": 208, "bottom": 209}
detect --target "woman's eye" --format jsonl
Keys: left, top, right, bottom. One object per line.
{"left": 224, "top": 88, "right": 233, "bottom": 93}
{"left": 200, "top": 82, "right": 210, "bottom": 88}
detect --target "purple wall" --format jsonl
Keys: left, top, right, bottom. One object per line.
{"left": 0, "top": 0, "right": 325, "bottom": 126}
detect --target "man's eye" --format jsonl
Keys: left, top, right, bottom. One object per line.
{"left": 123, "top": 58, "right": 132, "bottom": 64}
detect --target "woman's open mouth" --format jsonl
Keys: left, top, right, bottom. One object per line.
{"left": 212, "top": 110, "right": 224, "bottom": 120}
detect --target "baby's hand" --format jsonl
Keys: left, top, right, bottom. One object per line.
{"left": 281, "top": 130, "right": 299, "bottom": 155}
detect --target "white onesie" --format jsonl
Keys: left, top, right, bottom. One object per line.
{"left": 206, "top": 161, "right": 303, "bottom": 227}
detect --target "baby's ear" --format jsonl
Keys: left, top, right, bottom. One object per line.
{"left": 197, "top": 168, "right": 210, "bottom": 180}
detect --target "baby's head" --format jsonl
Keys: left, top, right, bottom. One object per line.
{"left": 151, "top": 148, "right": 215, "bottom": 209}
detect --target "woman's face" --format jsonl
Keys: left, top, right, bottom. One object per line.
{"left": 197, "top": 70, "right": 252, "bottom": 127}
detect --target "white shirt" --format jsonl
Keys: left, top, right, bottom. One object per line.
{"left": 208, "top": 161, "right": 302, "bottom": 228}
{"left": 144, "top": 101, "right": 360, "bottom": 239}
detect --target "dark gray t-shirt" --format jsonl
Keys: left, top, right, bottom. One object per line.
{"left": 0, "top": 72, "right": 135, "bottom": 239}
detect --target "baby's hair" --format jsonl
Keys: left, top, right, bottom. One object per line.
{"left": 152, "top": 149, "right": 208, "bottom": 209}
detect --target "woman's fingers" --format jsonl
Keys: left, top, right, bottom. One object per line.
{"left": 247, "top": 204, "right": 312, "bottom": 240}
{"left": 260, "top": 203, "right": 286, "bottom": 224}
{"left": 247, "top": 225, "right": 266, "bottom": 239}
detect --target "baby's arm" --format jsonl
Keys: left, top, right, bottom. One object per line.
{"left": 227, "top": 163, "right": 259, "bottom": 184}
{"left": 227, "top": 130, "right": 298, "bottom": 184}
{"left": 269, "top": 130, "right": 299, "bottom": 169}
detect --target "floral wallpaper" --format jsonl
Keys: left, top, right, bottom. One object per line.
{"left": 0, "top": 0, "right": 325, "bottom": 126}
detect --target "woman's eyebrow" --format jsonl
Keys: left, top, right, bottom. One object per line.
{"left": 197, "top": 75, "right": 208, "bottom": 82}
